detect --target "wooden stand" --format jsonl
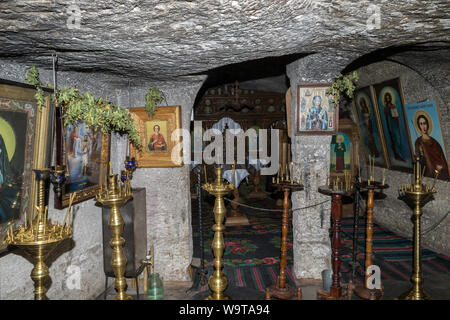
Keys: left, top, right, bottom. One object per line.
{"left": 265, "top": 183, "right": 303, "bottom": 300}
{"left": 248, "top": 170, "right": 266, "bottom": 199}
{"left": 225, "top": 187, "right": 250, "bottom": 226}
{"left": 317, "top": 186, "right": 354, "bottom": 300}
{"left": 354, "top": 181, "right": 388, "bottom": 300}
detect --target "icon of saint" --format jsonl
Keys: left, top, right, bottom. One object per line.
{"left": 148, "top": 124, "right": 167, "bottom": 151}
{"left": 382, "top": 92, "right": 407, "bottom": 162}
{"left": 414, "top": 113, "right": 449, "bottom": 180}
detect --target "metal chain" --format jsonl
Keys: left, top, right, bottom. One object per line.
{"left": 356, "top": 193, "right": 449, "bottom": 236}
{"left": 422, "top": 209, "right": 450, "bottom": 235}
{"left": 223, "top": 197, "right": 329, "bottom": 213}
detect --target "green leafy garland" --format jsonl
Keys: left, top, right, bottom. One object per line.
{"left": 26, "top": 66, "right": 142, "bottom": 149}
{"left": 145, "top": 86, "right": 164, "bottom": 116}
{"left": 326, "top": 71, "right": 359, "bottom": 106}
{"left": 25, "top": 65, "right": 48, "bottom": 109}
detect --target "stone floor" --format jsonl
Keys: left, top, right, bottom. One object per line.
{"left": 98, "top": 273, "right": 450, "bottom": 300}
{"left": 97, "top": 278, "right": 323, "bottom": 300}
{"left": 97, "top": 280, "right": 197, "bottom": 300}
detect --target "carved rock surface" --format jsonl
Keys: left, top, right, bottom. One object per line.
{"left": 0, "top": 0, "right": 449, "bottom": 79}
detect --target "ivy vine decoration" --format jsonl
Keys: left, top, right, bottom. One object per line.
{"left": 26, "top": 66, "right": 143, "bottom": 149}
{"left": 25, "top": 66, "right": 49, "bottom": 110}
{"left": 326, "top": 71, "right": 359, "bottom": 107}
{"left": 56, "top": 89, "right": 142, "bottom": 148}
{"left": 145, "top": 86, "right": 165, "bottom": 117}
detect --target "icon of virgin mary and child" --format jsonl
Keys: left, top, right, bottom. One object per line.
{"left": 306, "top": 96, "right": 328, "bottom": 130}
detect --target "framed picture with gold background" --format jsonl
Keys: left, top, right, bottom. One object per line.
{"left": 130, "top": 106, "right": 182, "bottom": 167}
{"left": 404, "top": 99, "right": 449, "bottom": 180}
{"left": 0, "top": 80, "right": 52, "bottom": 250}
{"left": 296, "top": 83, "right": 338, "bottom": 135}
{"left": 54, "top": 117, "right": 110, "bottom": 209}
{"left": 372, "top": 78, "right": 413, "bottom": 171}
{"left": 352, "top": 85, "right": 389, "bottom": 168}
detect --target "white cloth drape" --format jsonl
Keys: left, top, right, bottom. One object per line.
{"left": 211, "top": 117, "right": 242, "bottom": 134}
{"left": 222, "top": 169, "right": 249, "bottom": 187}
{"left": 248, "top": 158, "right": 268, "bottom": 171}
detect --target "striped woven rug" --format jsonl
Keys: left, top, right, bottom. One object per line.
{"left": 192, "top": 198, "right": 450, "bottom": 292}
{"left": 340, "top": 217, "right": 437, "bottom": 261}
{"left": 196, "top": 265, "right": 298, "bottom": 292}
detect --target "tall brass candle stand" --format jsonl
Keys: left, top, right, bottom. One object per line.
{"left": 5, "top": 168, "right": 73, "bottom": 300}
{"left": 265, "top": 177, "right": 303, "bottom": 300}
{"left": 353, "top": 180, "right": 388, "bottom": 300}
{"left": 202, "top": 166, "right": 234, "bottom": 300}
{"left": 317, "top": 177, "right": 355, "bottom": 300}
{"left": 96, "top": 173, "right": 133, "bottom": 300}
{"left": 397, "top": 156, "right": 436, "bottom": 300}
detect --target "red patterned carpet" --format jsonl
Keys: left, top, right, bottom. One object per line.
{"left": 191, "top": 196, "right": 450, "bottom": 293}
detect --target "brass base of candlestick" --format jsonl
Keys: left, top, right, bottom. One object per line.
{"left": 203, "top": 166, "right": 234, "bottom": 300}
{"left": 6, "top": 168, "right": 73, "bottom": 300}
{"left": 205, "top": 294, "right": 231, "bottom": 300}
{"left": 397, "top": 286, "right": 430, "bottom": 300}
{"left": 396, "top": 156, "right": 436, "bottom": 301}
{"left": 15, "top": 239, "right": 65, "bottom": 300}
{"left": 96, "top": 174, "right": 132, "bottom": 300}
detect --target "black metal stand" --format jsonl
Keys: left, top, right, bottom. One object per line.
{"left": 187, "top": 166, "right": 208, "bottom": 292}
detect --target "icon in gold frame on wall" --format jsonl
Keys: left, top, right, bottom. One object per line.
{"left": 372, "top": 78, "right": 413, "bottom": 171}
{"left": 404, "top": 100, "right": 449, "bottom": 180}
{"left": 146, "top": 120, "right": 168, "bottom": 153}
{"left": 130, "top": 106, "right": 182, "bottom": 167}
{"left": 54, "top": 121, "right": 110, "bottom": 209}
{"left": 295, "top": 83, "right": 338, "bottom": 135}
{"left": 330, "top": 132, "right": 351, "bottom": 173}
{"left": 0, "top": 81, "right": 52, "bottom": 251}
{"left": 352, "top": 85, "right": 389, "bottom": 168}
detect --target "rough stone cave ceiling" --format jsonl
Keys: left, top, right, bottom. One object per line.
{"left": 0, "top": 0, "right": 449, "bottom": 82}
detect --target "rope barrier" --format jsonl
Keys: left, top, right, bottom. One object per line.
{"left": 223, "top": 197, "right": 329, "bottom": 213}
{"left": 354, "top": 192, "right": 449, "bottom": 236}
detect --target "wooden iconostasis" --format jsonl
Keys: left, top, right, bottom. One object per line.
{"left": 191, "top": 84, "right": 288, "bottom": 191}
{"left": 193, "top": 85, "right": 287, "bottom": 161}
{"left": 194, "top": 85, "right": 286, "bottom": 131}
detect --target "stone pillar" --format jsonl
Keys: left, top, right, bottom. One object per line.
{"left": 286, "top": 53, "right": 356, "bottom": 280}
{"left": 111, "top": 76, "right": 206, "bottom": 282}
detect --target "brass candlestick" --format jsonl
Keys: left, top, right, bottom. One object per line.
{"left": 397, "top": 156, "right": 436, "bottom": 300}
{"left": 5, "top": 168, "right": 73, "bottom": 300}
{"left": 202, "top": 166, "right": 234, "bottom": 300}
{"left": 96, "top": 173, "right": 133, "bottom": 300}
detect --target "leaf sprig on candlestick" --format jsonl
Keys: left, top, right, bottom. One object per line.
{"left": 26, "top": 66, "right": 143, "bottom": 149}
